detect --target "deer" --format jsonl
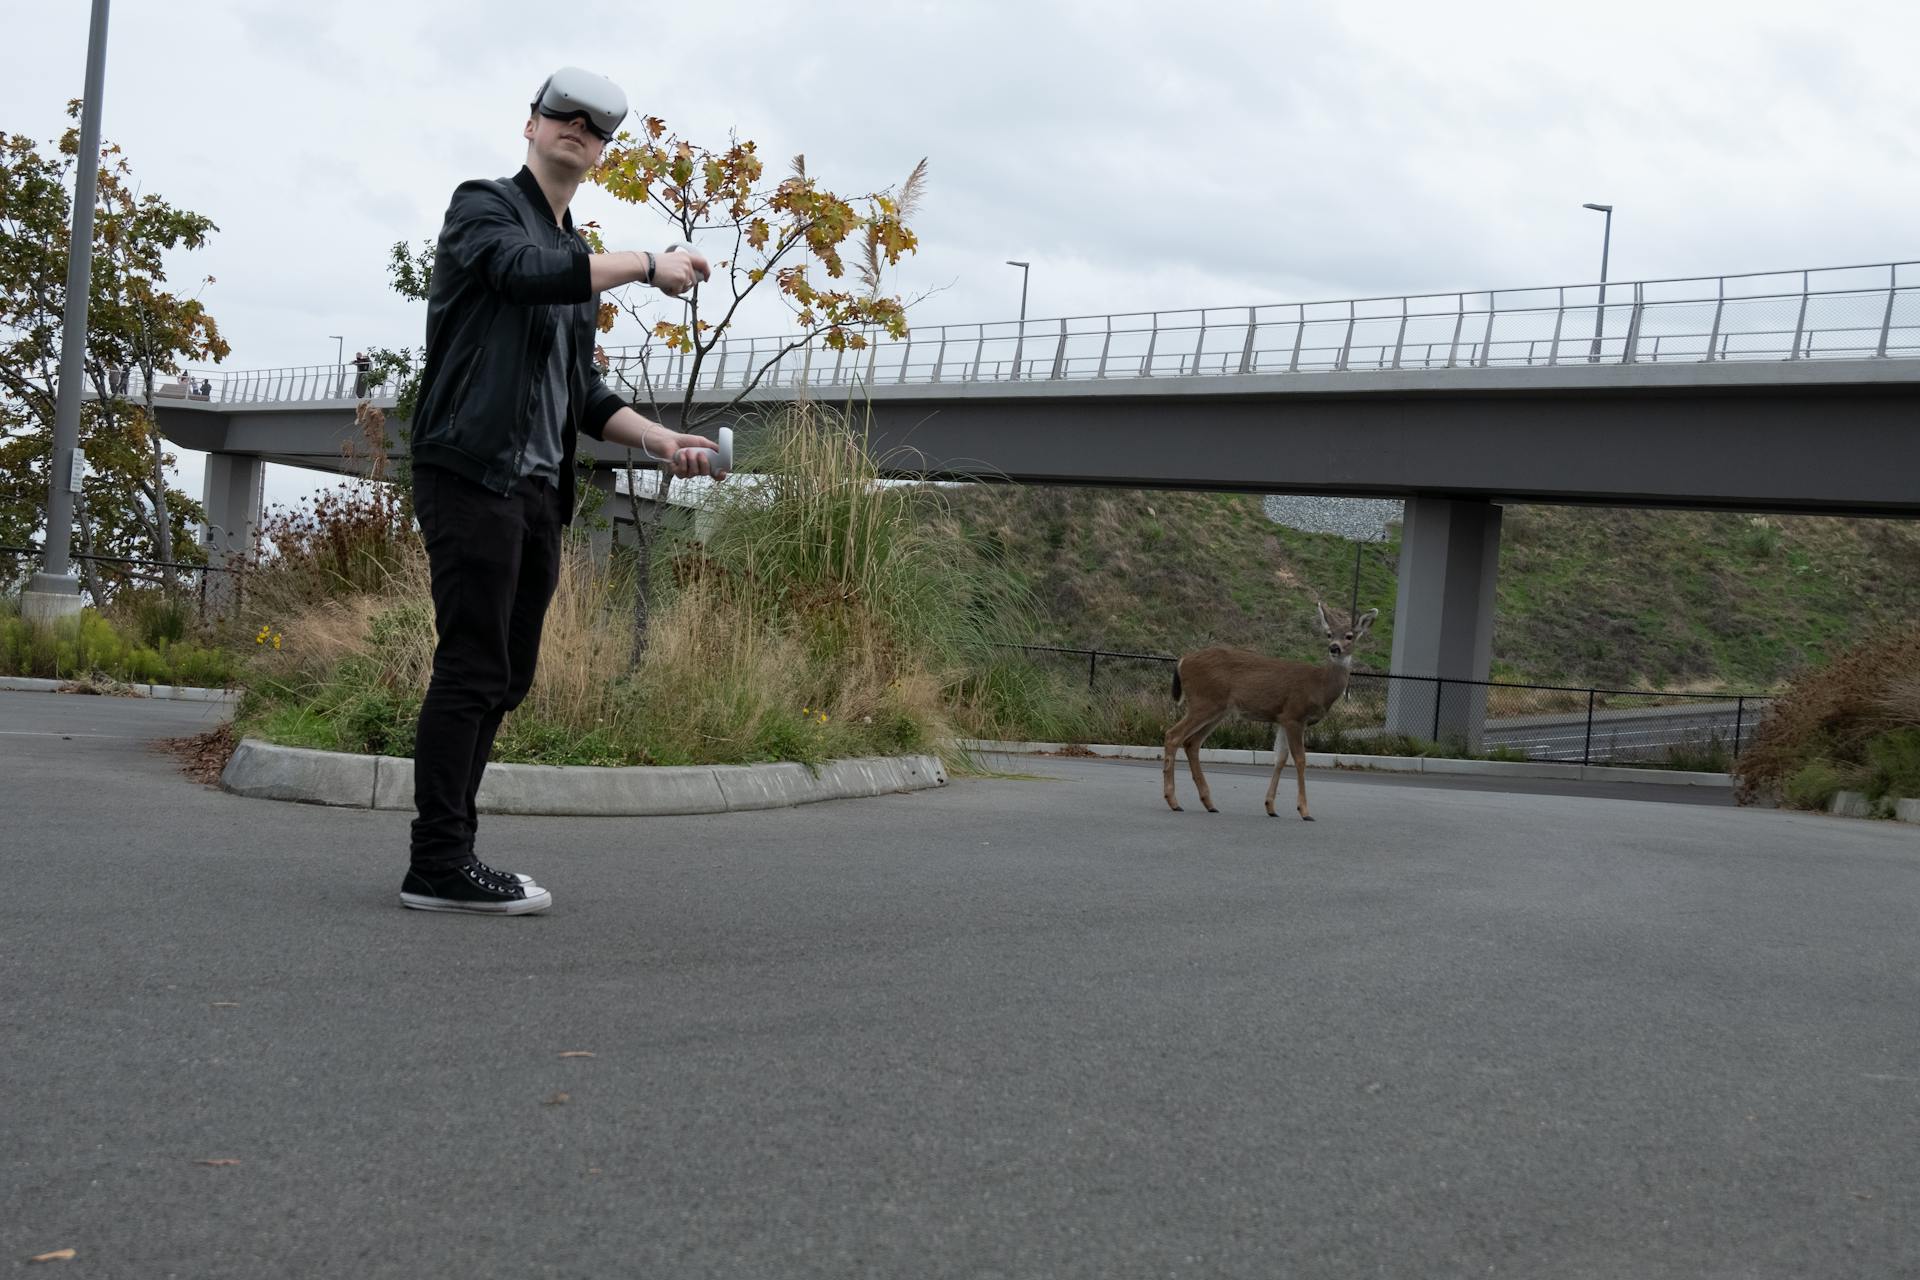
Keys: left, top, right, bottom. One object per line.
{"left": 1162, "top": 602, "right": 1379, "bottom": 820}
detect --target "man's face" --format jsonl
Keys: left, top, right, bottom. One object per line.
{"left": 524, "top": 111, "right": 608, "bottom": 176}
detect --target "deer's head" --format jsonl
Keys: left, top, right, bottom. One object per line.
{"left": 1315, "top": 601, "right": 1379, "bottom": 668}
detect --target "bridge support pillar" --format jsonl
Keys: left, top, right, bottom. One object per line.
{"left": 580, "top": 463, "right": 622, "bottom": 561}
{"left": 200, "top": 452, "right": 264, "bottom": 613}
{"left": 1385, "top": 495, "right": 1501, "bottom": 752}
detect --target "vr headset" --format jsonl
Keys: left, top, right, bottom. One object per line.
{"left": 531, "top": 67, "right": 628, "bottom": 142}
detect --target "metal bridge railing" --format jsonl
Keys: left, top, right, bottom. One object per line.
{"left": 94, "top": 364, "right": 400, "bottom": 407}
{"left": 178, "top": 260, "right": 1920, "bottom": 405}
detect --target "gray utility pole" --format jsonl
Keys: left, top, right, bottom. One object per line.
{"left": 24, "top": 0, "right": 112, "bottom": 622}
{"left": 1583, "top": 202, "right": 1612, "bottom": 363}
{"left": 1006, "top": 259, "right": 1029, "bottom": 380}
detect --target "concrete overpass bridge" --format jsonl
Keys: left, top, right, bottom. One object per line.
{"left": 150, "top": 259, "right": 1920, "bottom": 743}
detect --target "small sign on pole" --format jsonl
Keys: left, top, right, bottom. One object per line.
{"left": 67, "top": 447, "right": 87, "bottom": 494}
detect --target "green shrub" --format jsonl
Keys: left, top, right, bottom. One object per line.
{"left": 109, "top": 588, "right": 195, "bottom": 648}
{"left": 0, "top": 608, "right": 235, "bottom": 687}
{"left": 1783, "top": 759, "right": 1848, "bottom": 811}
{"left": 1865, "top": 728, "right": 1920, "bottom": 801}
{"left": 1740, "top": 522, "right": 1781, "bottom": 560}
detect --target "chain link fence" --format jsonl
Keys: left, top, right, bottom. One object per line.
{"left": 999, "top": 644, "right": 1770, "bottom": 770}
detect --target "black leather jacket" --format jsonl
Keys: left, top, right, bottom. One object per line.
{"left": 410, "top": 166, "right": 624, "bottom": 522}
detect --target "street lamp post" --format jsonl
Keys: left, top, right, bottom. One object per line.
{"left": 23, "top": 0, "right": 111, "bottom": 622}
{"left": 1582, "top": 203, "right": 1612, "bottom": 362}
{"left": 1006, "top": 260, "right": 1029, "bottom": 380}
{"left": 328, "top": 334, "right": 344, "bottom": 396}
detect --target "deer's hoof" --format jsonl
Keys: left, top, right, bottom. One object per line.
{"left": 1168, "top": 803, "right": 1183, "bottom": 812}
{"left": 1204, "top": 804, "right": 1218, "bottom": 814}
{"left": 1300, "top": 813, "right": 1315, "bottom": 822}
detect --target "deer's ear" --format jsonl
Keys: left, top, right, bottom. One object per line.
{"left": 1315, "top": 600, "right": 1332, "bottom": 633}
{"left": 1356, "top": 608, "right": 1379, "bottom": 632}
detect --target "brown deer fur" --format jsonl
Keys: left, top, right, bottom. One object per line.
{"left": 1162, "top": 603, "right": 1378, "bottom": 819}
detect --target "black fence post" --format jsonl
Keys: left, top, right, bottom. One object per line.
{"left": 1582, "top": 689, "right": 1596, "bottom": 766}
{"left": 1430, "top": 678, "right": 1443, "bottom": 742}
{"left": 1088, "top": 649, "right": 1098, "bottom": 689}
{"left": 1733, "top": 696, "right": 1745, "bottom": 759}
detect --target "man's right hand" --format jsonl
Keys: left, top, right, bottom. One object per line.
{"left": 590, "top": 248, "right": 714, "bottom": 296}
{"left": 653, "top": 248, "right": 711, "bottom": 297}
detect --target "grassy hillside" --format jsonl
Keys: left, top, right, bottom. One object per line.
{"left": 934, "top": 486, "right": 1920, "bottom": 691}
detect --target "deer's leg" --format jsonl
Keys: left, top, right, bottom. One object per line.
{"left": 1263, "top": 724, "right": 1288, "bottom": 818}
{"left": 1283, "top": 721, "right": 1314, "bottom": 820}
{"left": 1181, "top": 711, "right": 1230, "bottom": 813}
{"left": 1162, "top": 708, "right": 1208, "bottom": 811}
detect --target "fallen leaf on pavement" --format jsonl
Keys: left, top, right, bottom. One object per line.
{"left": 545, "top": 1092, "right": 571, "bottom": 1105}
{"left": 29, "top": 1249, "right": 77, "bottom": 1262}
{"left": 194, "top": 1159, "right": 242, "bottom": 1167}
{"left": 559, "top": 1051, "right": 595, "bottom": 1059}
{"left": 211, "top": 1002, "right": 240, "bottom": 1008}
{"left": 157, "top": 724, "right": 238, "bottom": 786}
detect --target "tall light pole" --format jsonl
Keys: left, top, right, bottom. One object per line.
{"left": 24, "top": 0, "right": 111, "bottom": 621}
{"left": 329, "top": 334, "right": 344, "bottom": 396}
{"left": 1006, "top": 259, "right": 1029, "bottom": 380}
{"left": 1583, "top": 203, "right": 1612, "bottom": 363}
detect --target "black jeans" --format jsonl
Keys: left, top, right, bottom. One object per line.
{"left": 410, "top": 465, "right": 564, "bottom": 870}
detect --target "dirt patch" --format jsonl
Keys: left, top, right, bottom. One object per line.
{"left": 156, "top": 722, "right": 238, "bottom": 788}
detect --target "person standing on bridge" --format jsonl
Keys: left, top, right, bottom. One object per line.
{"left": 399, "top": 66, "right": 722, "bottom": 916}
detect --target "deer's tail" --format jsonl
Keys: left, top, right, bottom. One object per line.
{"left": 1171, "top": 661, "right": 1183, "bottom": 703}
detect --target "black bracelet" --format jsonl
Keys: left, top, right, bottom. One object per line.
{"left": 643, "top": 250, "right": 655, "bottom": 285}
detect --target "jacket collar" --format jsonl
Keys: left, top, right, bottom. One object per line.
{"left": 511, "top": 164, "right": 575, "bottom": 232}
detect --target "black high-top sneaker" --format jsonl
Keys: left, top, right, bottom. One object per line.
{"left": 474, "top": 860, "right": 541, "bottom": 890}
{"left": 400, "top": 862, "right": 553, "bottom": 914}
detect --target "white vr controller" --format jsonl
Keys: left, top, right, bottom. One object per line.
{"left": 676, "top": 425, "right": 732, "bottom": 474}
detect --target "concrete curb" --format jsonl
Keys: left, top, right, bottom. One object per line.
{"left": 219, "top": 738, "right": 947, "bottom": 815}
{"left": 1826, "top": 790, "right": 1920, "bottom": 824}
{"left": 957, "top": 739, "right": 1732, "bottom": 789}
{"left": 1827, "top": 790, "right": 1874, "bottom": 819}
{"left": 0, "top": 675, "right": 236, "bottom": 703}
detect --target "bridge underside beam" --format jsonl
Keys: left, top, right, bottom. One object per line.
{"left": 842, "top": 387, "right": 1920, "bottom": 517}
{"left": 153, "top": 375, "right": 1920, "bottom": 517}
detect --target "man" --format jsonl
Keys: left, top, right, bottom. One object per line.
{"left": 399, "top": 66, "right": 722, "bottom": 916}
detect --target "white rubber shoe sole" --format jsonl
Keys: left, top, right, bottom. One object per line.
{"left": 399, "top": 884, "right": 553, "bottom": 914}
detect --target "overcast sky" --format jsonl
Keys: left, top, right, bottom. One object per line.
{"left": 6, "top": 0, "right": 1918, "bottom": 511}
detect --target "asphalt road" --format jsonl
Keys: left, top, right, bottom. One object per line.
{"left": 4, "top": 690, "right": 1917, "bottom": 1278}
{"left": 1477, "top": 704, "right": 1755, "bottom": 764}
